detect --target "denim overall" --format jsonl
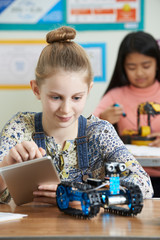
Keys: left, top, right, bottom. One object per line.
{"left": 32, "top": 113, "right": 89, "bottom": 179}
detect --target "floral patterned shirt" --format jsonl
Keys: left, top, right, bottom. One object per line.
{"left": 0, "top": 112, "right": 153, "bottom": 199}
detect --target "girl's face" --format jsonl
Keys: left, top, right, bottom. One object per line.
{"left": 124, "top": 52, "right": 157, "bottom": 88}
{"left": 31, "top": 70, "right": 92, "bottom": 133}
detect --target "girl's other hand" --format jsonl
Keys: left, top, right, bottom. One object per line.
{"left": 148, "top": 133, "right": 160, "bottom": 147}
{"left": 33, "top": 184, "right": 57, "bottom": 205}
{"left": 33, "top": 184, "right": 80, "bottom": 207}
{"left": 3, "top": 141, "right": 46, "bottom": 166}
{"left": 99, "top": 105, "right": 124, "bottom": 124}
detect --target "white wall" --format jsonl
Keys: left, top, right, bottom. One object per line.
{"left": 0, "top": 0, "right": 160, "bottom": 130}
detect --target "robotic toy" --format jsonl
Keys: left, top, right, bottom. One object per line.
{"left": 56, "top": 162, "right": 143, "bottom": 219}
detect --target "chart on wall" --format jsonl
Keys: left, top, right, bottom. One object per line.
{"left": 0, "top": 41, "right": 106, "bottom": 89}
{"left": 0, "top": 40, "right": 46, "bottom": 89}
{"left": 0, "top": 0, "right": 144, "bottom": 31}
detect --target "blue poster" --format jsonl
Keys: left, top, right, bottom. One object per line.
{"left": 0, "top": 0, "right": 64, "bottom": 30}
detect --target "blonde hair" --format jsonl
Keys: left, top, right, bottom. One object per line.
{"left": 35, "top": 26, "right": 93, "bottom": 86}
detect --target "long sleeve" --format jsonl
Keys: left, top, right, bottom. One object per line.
{"left": 0, "top": 112, "right": 35, "bottom": 161}
{"left": 93, "top": 92, "right": 115, "bottom": 117}
{"left": 87, "top": 115, "right": 154, "bottom": 199}
{"left": 101, "top": 122, "right": 153, "bottom": 198}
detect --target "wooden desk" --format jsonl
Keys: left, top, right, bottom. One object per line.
{"left": 0, "top": 199, "right": 160, "bottom": 240}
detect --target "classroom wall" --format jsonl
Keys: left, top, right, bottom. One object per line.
{"left": 0, "top": 0, "right": 160, "bottom": 130}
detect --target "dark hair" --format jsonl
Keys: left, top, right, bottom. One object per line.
{"left": 104, "top": 31, "right": 160, "bottom": 95}
{"left": 35, "top": 26, "right": 93, "bottom": 86}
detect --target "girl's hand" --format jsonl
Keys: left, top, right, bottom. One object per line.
{"left": 33, "top": 184, "right": 57, "bottom": 205}
{"left": 99, "top": 105, "right": 124, "bottom": 124}
{"left": 3, "top": 141, "right": 46, "bottom": 166}
{"left": 148, "top": 133, "right": 160, "bottom": 147}
{"left": 33, "top": 184, "right": 80, "bottom": 207}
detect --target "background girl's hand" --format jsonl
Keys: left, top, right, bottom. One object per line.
{"left": 3, "top": 141, "right": 46, "bottom": 166}
{"left": 99, "top": 105, "right": 124, "bottom": 124}
{"left": 148, "top": 133, "right": 160, "bottom": 147}
{"left": 33, "top": 184, "right": 57, "bottom": 205}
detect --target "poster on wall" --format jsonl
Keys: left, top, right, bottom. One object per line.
{"left": 0, "top": 40, "right": 46, "bottom": 89}
{"left": 80, "top": 43, "right": 106, "bottom": 82}
{"left": 0, "top": 0, "right": 144, "bottom": 31}
{"left": 0, "top": 41, "right": 106, "bottom": 89}
{"left": 67, "top": 0, "right": 143, "bottom": 30}
{"left": 0, "top": 0, "right": 64, "bottom": 30}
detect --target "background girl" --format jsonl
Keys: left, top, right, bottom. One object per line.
{"left": 94, "top": 31, "right": 160, "bottom": 196}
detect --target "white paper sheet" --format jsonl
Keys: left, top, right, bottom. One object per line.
{"left": 0, "top": 212, "right": 27, "bottom": 222}
{"left": 125, "top": 144, "right": 160, "bottom": 157}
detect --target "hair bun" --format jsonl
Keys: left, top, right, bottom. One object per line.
{"left": 46, "top": 26, "right": 76, "bottom": 44}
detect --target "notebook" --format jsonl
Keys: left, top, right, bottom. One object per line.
{"left": 0, "top": 156, "right": 60, "bottom": 206}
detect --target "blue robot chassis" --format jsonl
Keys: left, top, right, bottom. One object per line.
{"left": 56, "top": 162, "right": 143, "bottom": 219}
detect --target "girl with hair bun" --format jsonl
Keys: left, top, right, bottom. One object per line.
{"left": 0, "top": 26, "right": 153, "bottom": 205}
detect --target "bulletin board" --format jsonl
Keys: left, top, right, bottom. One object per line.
{"left": 0, "top": 40, "right": 106, "bottom": 89}
{"left": 0, "top": 0, "right": 144, "bottom": 31}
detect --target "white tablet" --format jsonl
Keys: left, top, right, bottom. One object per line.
{"left": 0, "top": 156, "right": 60, "bottom": 206}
